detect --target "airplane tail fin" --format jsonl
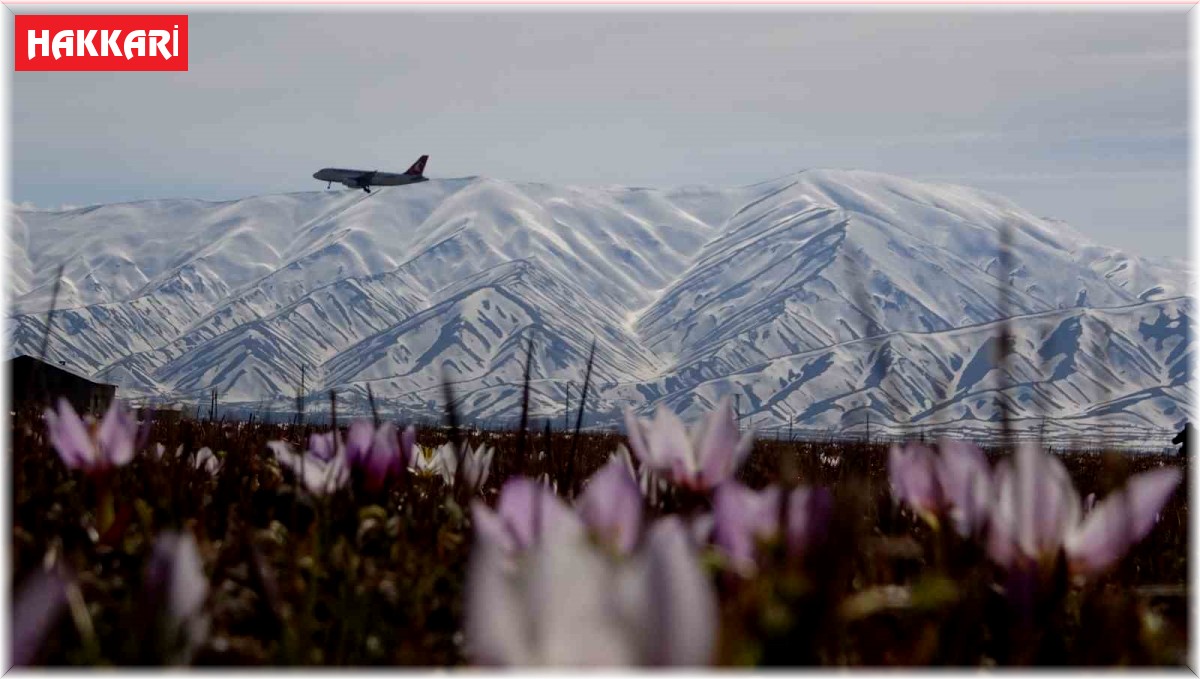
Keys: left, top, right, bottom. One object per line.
{"left": 404, "top": 155, "right": 429, "bottom": 176}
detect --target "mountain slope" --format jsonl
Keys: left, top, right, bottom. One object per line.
{"left": 7, "top": 169, "right": 1191, "bottom": 442}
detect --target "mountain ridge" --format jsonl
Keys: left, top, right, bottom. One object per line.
{"left": 7, "top": 169, "right": 1191, "bottom": 442}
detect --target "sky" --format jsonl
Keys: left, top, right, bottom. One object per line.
{"left": 10, "top": 8, "right": 1189, "bottom": 259}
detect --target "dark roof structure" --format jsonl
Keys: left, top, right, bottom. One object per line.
{"left": 7, "top": 355, "right": 117, "bottom": 416}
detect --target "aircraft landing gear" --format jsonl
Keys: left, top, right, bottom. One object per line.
{"left": 363, "top": 186, "right": 372, "bottom": 194}
{"left": 326, "top": 181, "right": 332, "bottom": 189}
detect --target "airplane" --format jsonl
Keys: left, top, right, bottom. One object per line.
{"left": 313, "top": 155, "right": 429, "bottom": 193}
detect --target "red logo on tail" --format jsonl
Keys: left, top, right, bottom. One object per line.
{"left": 405, "top": 155, "right": 428, "bottom": 176}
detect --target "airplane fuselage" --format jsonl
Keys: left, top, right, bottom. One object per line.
{"left": 313, "top": 168, "right": 429, "bottom": 191}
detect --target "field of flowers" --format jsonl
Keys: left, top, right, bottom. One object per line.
{"left": 10, "top": 396, "right": 1190, "bottom": 667}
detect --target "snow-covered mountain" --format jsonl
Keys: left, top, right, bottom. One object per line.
{"left": 7, "top": 170, "right": 1192, "bottom": 442}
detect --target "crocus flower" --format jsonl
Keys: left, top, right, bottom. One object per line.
{"left": 151, "top": 443, "right": 183, "bottom": 461}
{"left": 409, "top": 444, "right": 449, "bottom": 479}
{"left": 411, "top": 441, "right": 494, "bottom": 492}
{"left": 44, "top": 397, "right": 138, "bottom": 474}
{"left": 472, "top": 477, "right": 584, "bottom": 556}
{"left": 307, "top": 430, "right": 342, "bottom": 463}
{"left": 624, "top": 397, "right": 753, "bottom": 492}
{"left": 616, "top": 517, "right": 720, "bottom": 666}
{"left": 343, "top": 420, "right": 413, "bottom": 494}
{"left": 986, "top": 443, "right": 1182, "bottom": 578}
{"left": 194, "top": 447, "right": 219, "bottom": 474}
{"left": 144, "top": 531, "right": 210, "bottom": 664}
{"left": 413, "top": 443, "right": 461, "bottom": 484}
{"left": 464, "top": 515, "right": 717, "bottom": 666}
{"left": 577, "top": 456, "right": 643, "bottom": 554}
{"left": 712, "top": 481, "right": 832, "bottom": 575}
{"left": 439, "top": 441, "right": 494, "bottom": 493}
{"left": 459, "top": 443, "right": 495, "bottom": 493}
{"left": 888, "top": 440, "right": 992, "bottom": 537}
{"left": 612, "top": 444, "right": 668, "bottom": 506}
{"left": 268, "top": 440, "right": 350, "bottom": 496}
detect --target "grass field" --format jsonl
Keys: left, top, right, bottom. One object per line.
{"left": 10, "top": 404, "right": 1190, "bottom": 667}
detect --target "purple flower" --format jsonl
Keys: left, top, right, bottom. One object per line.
{"left": 344, "top": 420, "right": 411, "bottom": 494}
{"left": 307, "top": 430, "right": 342, "bottom": 463}
{"left": 145, "top": 531, "right": 210, "bottom": 663}
{"left": 472, "top": 477, "right": 584, "bottom": 556}
{"left": 712, "top": 481, "right": 832, "bottom": 575}
{"left": 888, "top": 440, "right": 992, "bottom": 537}
{"left": 624, "top": 397, "right": 753, "bottom": 492}
{"left": 464, "top": 515, "right": 717, "bottom": 666}
{"left": 713, "top": 483, "right": 781, "bottom": 574}
{"left": 934, "top": 440, "right": 993, "bottom": 537}
{"left": 577, "top": 456, "right": 644, "bottom": 554}
{"left": 987, "top": 443, "right": 1182, "bottom": 578}
{"left": 44, "top": 397, "right": 137, "bottom": 473}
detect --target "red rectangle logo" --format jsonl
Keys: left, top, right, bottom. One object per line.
{"left": 15, "top": 15, "right": 188, "bottom": 71}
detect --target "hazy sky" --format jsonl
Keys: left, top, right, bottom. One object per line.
{"left": 10, "top": 8, "right": 1188, "bottom": 259}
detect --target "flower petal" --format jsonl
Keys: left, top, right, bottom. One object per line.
{"left": 1065, "top": 467, "right": 1182, "bottom": 576}
{"left": 464, "top": 535, "right": 533, "bottom": 665}
{"left": 578, "top": 456, "right": 643, "bottom": 554}
{"left": 624, "top": 408, "right": 654, "bottom": 468}
{"left": 935, "top": 439, "right": 992, "bottom": 537}
{"left": 307, "top": 431, "right": 340, "bottom": 463}
{"left": 888, "top": 443, "right": 943, "bottom": 517}
{"left": 497, "top": 477, "right": 582, "bottom": 550}
{"left": 712, "top": 482, "right": 780, "bottom": 574}
{"left": 695, "top": 398, "right": 743, "bottom": 488}
{"left": 145, "top": 531, "right": 210, "bottom": 662}
{"left": 194, "top": 447, "right": 219, "bottom": 474}
{"left": 647, "top": 405, "right": 694, "bottom": 478}
{"left": 344, "top": 419, "right": 376, "bottom": 467}
{"left": 639, "top": 517, "right": 719, "bottom": 666}
{"left": 97, "top": 399, "right": 137, "bottom": 466}
{"left": 44, "top": 398, "right": 93, "bottom": 469}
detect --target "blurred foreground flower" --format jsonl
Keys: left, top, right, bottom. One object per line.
{"left": 624, "top": 397, "right": 752, "bottom": 492}
{"left": 577, "top": 456, "right": 643, "bottom": 554}
{"left": 712, "top": 481, "right": 832, "bottom": 575}
{"left": 612, "top": 444, "right": 669, "bottom": 505}
{"left": 888, "top": 440, "right": 991, "bottom": 537}
{"left": 144, "top": 530, "right": 210, "bottom": 664}
{"left": 472, "top": 477, "right": 584, "bottom": 556}
{"left": 44, "top": 397, "right": 138, "bottom": 474}
{"left": 465, "top": 514, "right": 717, "bottom": 666}
{"left": 986, "top": 443, "right": 1181, "bottom": 578}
